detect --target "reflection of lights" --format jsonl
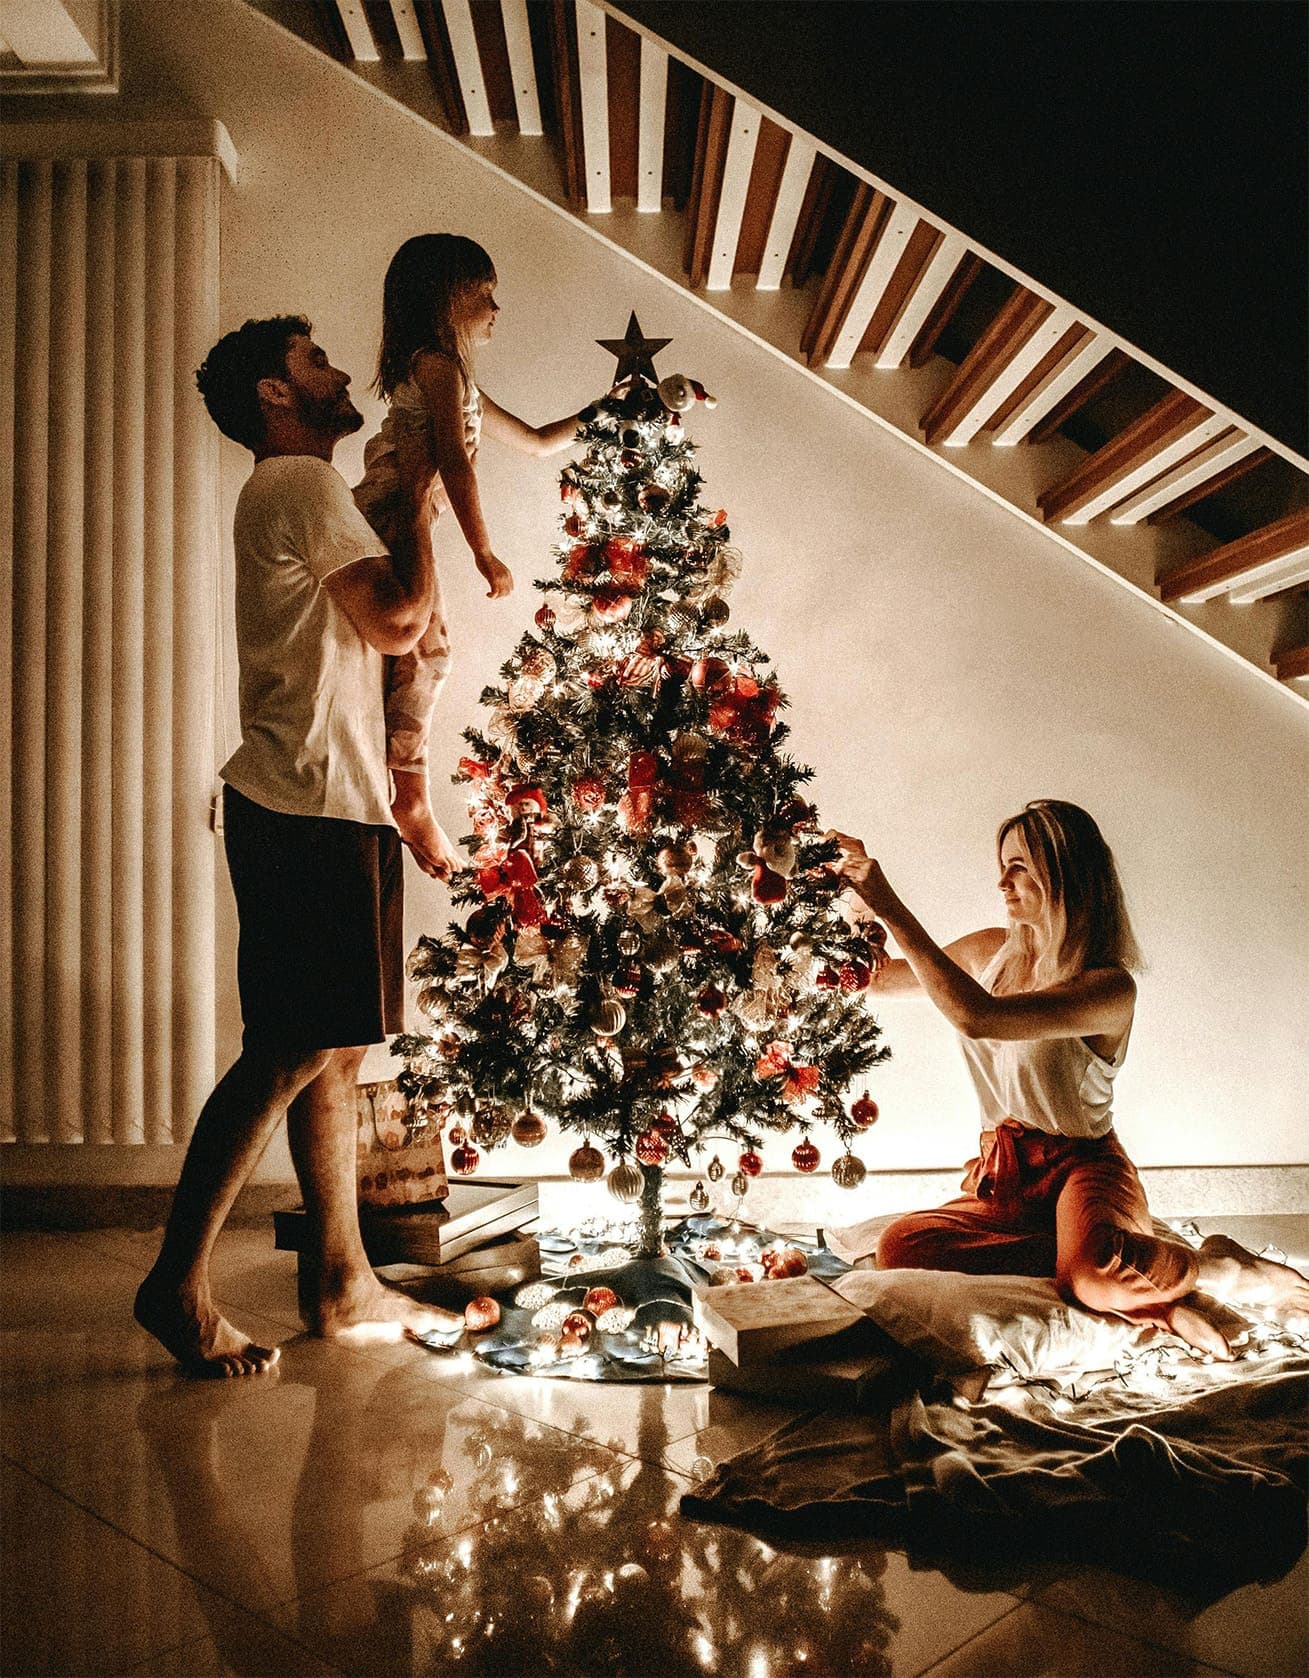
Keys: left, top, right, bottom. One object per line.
{"left": 749, "top": 1648, "right": 770, "bottom": 1678}
{"left": 457, "top": 1538, "right": 474, "bottom": 1568}
{"left": 695, "top": 1632, "right": 716, "bottom": 1668}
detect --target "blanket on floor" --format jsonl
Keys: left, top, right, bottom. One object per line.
{"left": 682, "top": 1347, "right": 1309, "bottom": 1599}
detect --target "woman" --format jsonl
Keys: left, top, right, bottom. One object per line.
{"left": 830, "top": 799, "right": 1308, "bottom": 1358}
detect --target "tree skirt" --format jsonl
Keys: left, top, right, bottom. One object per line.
{"left": 410, "top": 1215, "right": 849, "bottom": 1383}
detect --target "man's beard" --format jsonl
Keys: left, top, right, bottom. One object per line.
{"left": 295, "top": 387, "right": 364, "bottom": 436}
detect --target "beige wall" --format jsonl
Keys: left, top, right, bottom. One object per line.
{"left": 12, "top": 0, "right": 1309, "bottom": 1186}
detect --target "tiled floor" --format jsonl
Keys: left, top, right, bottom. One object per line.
{"left": 1, "top": 1225, "right": 1304, "bottom": 1677}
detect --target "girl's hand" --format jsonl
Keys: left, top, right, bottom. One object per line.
{"left": 826, "top": 831, "right": 896, "bottom": 915}
{"left": 475, "top": 553, "right": 514, "bottom": 599}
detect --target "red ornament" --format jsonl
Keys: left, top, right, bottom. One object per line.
{"left": 603, "top": 535, "right": 649, "bottom": 590}
{"left": 583, "top": 1286, "right": 620, "bottom": 1317}
{"left": 534, "top": 604, "right": 556, "bottom": 631}
{"left": 614, "top": 964, "right": 642, "bottom": 998}
{"left": 738, "top": 1150, "right": 763, "bottom": 1178}
{"left": 651, "top": 1111, "right": 678, "bottom": 1139}
{"left": 569, "top": 1142, "right": 606, "bottom": 1182}
{"left": 635, "top": 1128, "right": 669, "bottom": 1167}
{"left": 791, "top": 1139, "right": 821, "bottom": 1174}
{"left": 559, "top": 1309, "right": 596, "bottom": 1356}
{"left": 563, "top": 543, "right": 597, "bottom": 583}
{"left": 571, "top": 776, "right": 607, "bottom": 812}
{"left": 463, "top": 1296, "right": 501, "bottom": 1332}
{"left": 815, "top": 965, "right": 839, "bottom": 990}
{"left": 697, "top": 983, "right": 727, "bottom": 1018}
{"left": 450, "top": 1142, "right": 480, "bottom": 1176}
{"left": 591, "top": 586, "right": 633, "bottom": 623}
{"left": 839, "top": 961, "right": 872, "bottom": 992}
{"left": 851, "top": 1094, "right": 880, "bottom": 1129}
{"left": 750, "top": 862, "right": 788, "bottom": 905}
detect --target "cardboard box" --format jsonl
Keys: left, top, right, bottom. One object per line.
{"left": 707, "top": 1327, "right": 910, "bottom": 1411}
{"left": 693, "top": 1273, "right": 868, "bottom": 1365}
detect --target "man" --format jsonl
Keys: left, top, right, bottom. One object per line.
{"left": 135, "top": 316, "right": 460, "bottom": 1375}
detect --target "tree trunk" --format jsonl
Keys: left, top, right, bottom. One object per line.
{"left": 636, "top": 1163, "right": 664, "bottom": 1260}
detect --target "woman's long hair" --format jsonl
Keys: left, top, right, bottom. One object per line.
{"left": 991, "top": 800, "right": 1141, "bottom": 993}
{"left": 373, "top": 234, "right": 495, "bottom": 402}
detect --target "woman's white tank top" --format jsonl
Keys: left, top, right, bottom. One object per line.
{"left": 958, "top": 949, "right": 1129, "bottom": 1139}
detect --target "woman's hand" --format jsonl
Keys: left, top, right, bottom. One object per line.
{"left": 827, "top": 831, "right": 897, "bottom": 916}
{"left": 475, "top": 552, "right": 514, "bottom": 599}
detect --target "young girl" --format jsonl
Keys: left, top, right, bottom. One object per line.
{"left": 829, "top": 800, "right": 1309, "bottom": 1358}
{"left": 354, "top": 234, "right": 584, "bottom": 877}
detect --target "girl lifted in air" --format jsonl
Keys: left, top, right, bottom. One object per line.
{"left": 354, "top": 234, "right": 585, "bottom": 877}
{"left": 830, "top": 799, "right": 1309, "bottom": 1358}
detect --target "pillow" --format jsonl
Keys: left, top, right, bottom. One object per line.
{"left": 831, "top": 1268, "right": 1161, "bottom": 1390}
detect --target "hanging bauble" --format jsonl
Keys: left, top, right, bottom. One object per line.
{"left": 652, "top": 1110, "right": 678, "bottom": 1139}
{"left": 738, "top": 1150, "right": 763, "bottom": 1178}
{"left": 613, "top": 964, "right": 643, "bottom": 999}
{"left": 815, "top": 966, "right": 840, "bottom": 990}
{"left": 706, "top": 1154, "right": 724, "bottom": 1182}
{"left": 447, "top": 1125, "right": 467, "bottom": 1148}
{"left": 511, "top": 1112, "right": 548, "bottom": 1148}
{"left": 608, "top": 1159, "right": 645, "bottom": 1203}
{"left": 700, "top": 597, "right": 730, "bottom": 628}
{"left": 638, "top": 483, "right": 671, "bottom": 515}
{"left": 831, "top": 1152, "right": 867, "bottom": 1190}
{"left": 559, "top": 1309, "right": 597, "bottom": 1356}
{"left": 600, "top": 488, "right": 623, "bottom": 512}
{"left": 471, "top": 1108, "right": 499, "bottom": 1145}
{"left": 729, "top": 1170, "right": 749, "bottom": 1197}
{"left": 450, "top": 1141, "right": 480, "bottom": 1176}
{"left": 562, "top": 853, "right": 600, "bottom": 891}
{"left": 645, "top": 928, "right": 680, "bottom": 972}
{"left": 851, "top": 1094, "right": 880, "bottom": 1130}
{"left": 591, "top": 997, "right": 627, "bottom": 1037}
{"left": 792, "top": 1139, "right": 821, "bottom": 1174}
{"left": 569, "top": 1141, "right": 606, "bottom": 1182}
{"left": 635, "top": 1128, "right": 668, "bottom": 1167}
{"left": 534, "top": 603, "right": 556, "bottom": 631}
{"left": 689, "top": 1180, "right": 711, "bottom": 1213}
{"left": 616, "top": 925, "right": 643, "bottom": 957}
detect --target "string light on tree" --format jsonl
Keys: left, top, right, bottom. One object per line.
{"left": 396, "top": 316, "right": 891, "bottom": 1259}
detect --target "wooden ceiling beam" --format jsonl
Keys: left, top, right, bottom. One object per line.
{"left": 636, "top": 34, "right": 667, "bottom": 209}
{"left": 1038, "top": 391, "right": 1226, "bottom": 525}
{"left": 873, "top": 231, "right": 966, "bottom": 369}
{"left": 439, "top": 0, "right": 494, "bottom": 133}
{"left": 1158, "top": 509, "right": 1309, "bottom": 604}
{"left": 499, "top": 0, "right": 543, "bottom": 134}
{"left": 705, "top": 97, "right": 761, "bottom": 290}
{"left": 549, "top": 0, "right": 584, "bottom": 206}
{"left": 1026, "top": 347, "right": 1130, "bottom": 444}
{"left": 333, "top": 0, "right": 380, "bottom": 60}
{"left": 906, "top": 251, "right": 982, "bottom": 369}
{"left": 990, "top": 331, "right": 1112, "bottom": 445}
{"left": 1144, "top": 446, "right": 1271, "bottom": 524}
{"left": 574, "top": 0, "right": 610, "bottom": 210}
{"left": 755, "top": 132, "right": 816, "bottom": 290}
{"left": 1108, "top": 430, "right": 1263, "bottom": 525}
{"left": 683, "top": 82, "right": 732, "bottom": 287}
{"left": 800, "top": 183, "right": 890, "bottom": 367}
{"left": 920, "top": 286, "right": 1054, "bottom": 447}
{"left": 388, "top": 0, "right": 426, "bottom": 58}
{"left": 824, "top": 199, "right": 921, "bottom": 369}
{"left": 1274, "top": 644, "right": 1309, "bottom": 682}
{"left": 413, "top": 0, "right": 470, "bottom": 131}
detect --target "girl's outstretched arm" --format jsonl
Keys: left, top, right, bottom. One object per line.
{"left": 829, "top": 832, "right": 1135, "bottom": 1041}
{"left": 481, "top": 394, "right": 582, "bottom": 458}
{"left": 409, "top": 351, "right": 509, "bottom": 597}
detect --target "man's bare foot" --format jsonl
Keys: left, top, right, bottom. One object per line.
{"left": 1164, "top": 1290, "right": 1248, "bottom": 1360}
{"left": 1196, "top": 1232, "right": 1309, "bottom": 1318}
{"left": 309, "top": 1274, "right": 464, "bottom": 1343}
{"left": 134, "top": 1273, "right": 281, "bottom": 1378}
{"left": 391, "top": 800, "right": 460, "bottom": 880}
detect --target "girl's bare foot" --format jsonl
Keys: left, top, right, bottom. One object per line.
{"left": 134, "top": 1273, "right": 281, "bottom": 1378}
{"left": 308, "top": 1272, "right": 464, "bottom": 1343}
{"left": 1197, "top": 1232, "right": 1309, "bottom": 1318}
{"left": 391, "top": 798, "right": 460, "bottom": 880}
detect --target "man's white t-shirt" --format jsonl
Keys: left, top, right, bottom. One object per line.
{"left": 221, "top": 455, "right": 395, "bottom": 827}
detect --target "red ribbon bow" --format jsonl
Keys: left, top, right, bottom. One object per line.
{"left": 476, "top": 849, "right": 546, "bottom": 928}
{"left": 754, "top": 1039, "right": 820, "bottom": 1101}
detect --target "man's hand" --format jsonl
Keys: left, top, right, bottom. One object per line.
{"left": 826, "top": 830, "right": 896, "bottom": 916}
{"left": 475, "top": 552, "right": 514, "bottom": 599}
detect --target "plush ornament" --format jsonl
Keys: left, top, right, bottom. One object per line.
{"left": 569, "top": 1141, "right": 606, "bottom": 1182}
{"left": 832, "top": 1152, "right": 867, "bottom": 1190}
{"left": 738, "top": 847, "right": 788, "bottom": 906}
{"left": 591, "top": 996, "right": 627, "bottom": 1037}
{"left": 635, "top": 1128, "right": 668, "bottom": 1167}
{"left": 656, "top": 372, "right": 718, "bottom": 413}
{"left": 534, "top": 603, "right": 556, "bottom": 632}
{"left": 607, "top": 1159, "right": 645, "bottom": 1203}
{"left": 697, "top": 983, "right": 727, "bottom": 1018}
{"left": 463, "top": 1296, "right": 501, "bottom": 1332}
{"left": 476, "top": 847, "right": 546, "bottom": 929}
{"left": 583, "top": 1286, "right": 620, "bottom": 1317}
{"left": 738, "top": 1150, "right": 763, "bottom": 1178}
{"left": 510, "top": 1113, "right": 548, "bottom": 1148}
{"left": 791, "top": 1138, "right": 821, "bottom": 1174}
{"left": 559, "top": 1309, "right": 596, "bottom": 1357}
{"left": 450, "top": 1141, "right": 480, "bottom": 1176}
{"left": 851, "top": 1094, "right": 880, "bottom": 1130}
{"left": 706, "top": 1153, "right": 724, "bottom": 1183}
{"left": 689, "top": 1180, "right": 711, "bottom": 1214}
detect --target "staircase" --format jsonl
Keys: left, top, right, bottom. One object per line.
{"left": 251, "top": 0, "right": 1309, "bottom": 704}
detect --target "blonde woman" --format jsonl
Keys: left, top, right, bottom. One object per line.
{"left": 831, "top": 800, "right": 1308, "bottom": 1358}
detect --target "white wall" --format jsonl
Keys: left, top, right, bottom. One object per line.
{"left": 22, "top": 0, "right": 1309, "bottom": 1183}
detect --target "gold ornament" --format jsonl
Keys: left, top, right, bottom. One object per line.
{"left": 607, "top": 1159, "right": 645, "bottom": 1203}
{"left": 729, "top": 1170, "right": 749, "bottom": 1197}
{"left": 511, "top": 1112, "right": 548, "bottom": 1147}
{"left": 832, "top": 1152, "right": 867, "bottom": 1190}
{"left": 689, "top": 1180, "right": 710, "bottom": 1213}
{"left": 569, "top": 1141, "right": 606, "bottom": 1182}
{"left": 591, "top": 996, "right": 627, "bottom": 1037}
{"left": 706, "top": 1154, "right": 724, "bottom": 1182}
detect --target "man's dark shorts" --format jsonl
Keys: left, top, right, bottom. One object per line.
{"left": 223, "top": 785, "right": 404, "bottom": 1050}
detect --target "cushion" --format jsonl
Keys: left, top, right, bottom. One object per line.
{"left": 832, "top": 1268, "right": 1161, "bottom": 1389}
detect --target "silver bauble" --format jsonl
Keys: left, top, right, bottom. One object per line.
{"left": 607, "top": 1159, "right": 645, "bottom": 1203}
{"left": 689, "top": 1180, "right": 711, "bottom": 1213}
{"left": 591, "top": 997, "right": 627, "bottom": 1037}
{"left": 729, "top": 1170, "right": 749, "bottom": 1197}
{"left": 706, "top": 1154, "right": 724, "bottom": 1182}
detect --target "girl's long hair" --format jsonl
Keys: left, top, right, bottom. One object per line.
{"left": 991, "top": 800, "right": 1142, "bottom": 993}
{"left": 373, "top": 234, "right": 495, "bottom": 401}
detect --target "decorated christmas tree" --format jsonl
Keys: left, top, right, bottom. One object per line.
{"left": 397, "top": 315, "right": 890, "bottom": 1259}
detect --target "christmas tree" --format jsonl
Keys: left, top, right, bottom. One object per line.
{"left": 397, "top": 315, "right": 890, "bottom": 1259}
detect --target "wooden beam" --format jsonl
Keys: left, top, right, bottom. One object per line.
{"left": 1037, "top": 390, "right": 1226, "bottom": 525}
{"left": 705, "top": 97, "right": 760, "bottom": 290}
{"left": 1027, "top": 347, "right": 1130, "bottom": 443}
{"left": 906, "top": 251, "right": 982, "bottom": 369}
{"left": 574, "top": 0, "right": 609, "bottom": 210}
{"left": 1274, "top": 644, "right": 1309, "bottom": 681}
{"left": 732, "top": 115, "right": 791, "bottom": 278}
{"left": 549, "top": 0, "right": 584, "bottom": 207}
{"left": 920, "top": 287, "right": 1052, "bottom": 446}
{"left": 1157, "top": 510, "right": 1309, "bottom": 604}
{"left": 388, "top": 0, "right": 426, "bottom": 58}
{"left": 1144, "top": 446, "right": 1271, "bottom": 524}
{"left": 467, "top": 0, "right": 519, "bottom": 125}
{"left": 800, "top": 183, "right": 890, "bottom": 367}
{"left": 990, "top": 331, "right": 1111, "bottom": 445}
{"left": 439, "top": 0, "right": 494, "bottom": 133}
{"left": 873, "top": 231, "right": 964, "bottom": 368}
{"left": 499, "top": 0, "right": 543, "bottom": 134}
{"left": 334, "top": 0, "right": 380, "bottom": 59}
{"left": 604, "top": 12, "right": 640, "bottom": 200}
{"left": 683, "top": 82, "right": 731, "bottom": 287}
{"left": 1227, "top": 550, "right": 1309, "bottom": 605}
{"left": 636, "top": 34, "right": 667, "bottom": 209}
{"left": 825, "top": 199, "right": 921, "bottom": 369}
{"left": 1108, "top": 430, "right": 1263, "bottom": 525}
{"left": 786, "top": 153, "right": 838, "bottom": 287}
{"left": 755, "top": 132, "right": 817, "bottom": 289}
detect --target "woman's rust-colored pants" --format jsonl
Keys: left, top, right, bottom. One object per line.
{"left": 877, "top": 1119, "right": 1199, "bottom": 1327}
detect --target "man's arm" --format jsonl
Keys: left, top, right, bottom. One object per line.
{"left": 323, "top": 474, "right": 436, "bottom": 656}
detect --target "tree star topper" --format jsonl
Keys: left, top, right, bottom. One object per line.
{"left": 597, "top": 312, "right": 672, "bottom": 384}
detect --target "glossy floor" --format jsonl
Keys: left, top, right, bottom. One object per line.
{"left": 1, "top": 1225, "right": 1303, "bottom": 1676}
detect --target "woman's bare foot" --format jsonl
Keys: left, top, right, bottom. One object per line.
{"left": 1197, "top": 1232, "right": 1309, "bottom": 1318}
{"left": 134, "top": 1273, "right": 281, "bottom": 1378}
{"left": 308, "top": 1272, "right": 464, "bottom": 1343}
{"left": 1164, "top": 1290, "right": 1247, "bottom": 1360}
{"left": 391, "top": 798, "right": 460, "bottom": 880}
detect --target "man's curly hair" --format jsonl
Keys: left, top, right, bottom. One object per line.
{"left": 195, "top": 315, "right": 311, "bottom": 450}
